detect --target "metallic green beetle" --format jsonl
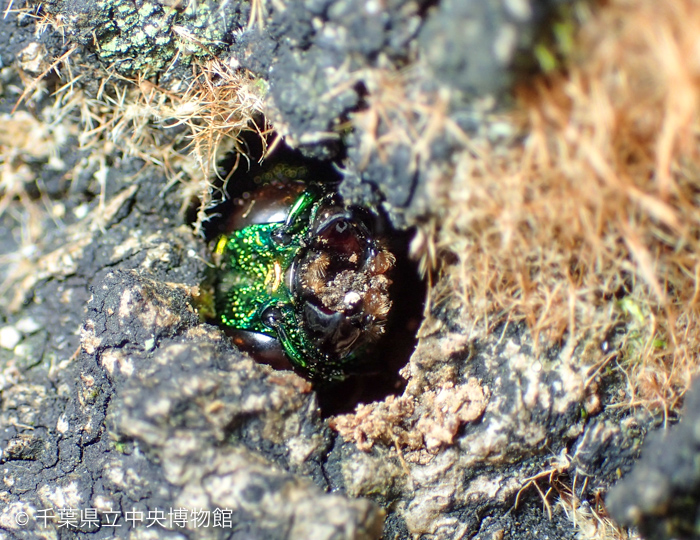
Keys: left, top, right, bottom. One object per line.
{"left": 213, "top": 181, "right": 395, "bottom": 381}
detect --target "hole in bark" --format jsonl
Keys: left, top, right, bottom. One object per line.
{"left": 196, "top": 128, "right": 425, "bottom": 416}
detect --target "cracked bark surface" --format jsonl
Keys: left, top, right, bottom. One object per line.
{"left": 0, "top": 1, "right": 669, "bottom": 539}
{"left": 0, "top": 177, "right": 646, "bottom": 538}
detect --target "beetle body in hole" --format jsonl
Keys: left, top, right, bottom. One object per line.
{"left": 213, "top": 179, "right": 396, "bottom": 381}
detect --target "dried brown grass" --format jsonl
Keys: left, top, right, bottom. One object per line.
{"left": 423, "top": 0, "right": 700, "bottom": 418}
{"left": 2, "top": 0, "right": 265, "bottom": 217}
{"left": 0, "top": 12, "right": 265, "bottom": 300}
{"left": 346, "top": 0, "right": 700, "bottom": 417}
{"left": 66, "top": 58, "right": 265, "bottom": 211}
{"left": 512, "top": 451, "right": 639, "bottom": 539}
{"left": 556, "top": 483, "right": 641, "bottom": 540}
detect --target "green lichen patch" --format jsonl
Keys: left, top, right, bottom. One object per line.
{"left": 51, "top": 0, "right": 246, "bottom": 76}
